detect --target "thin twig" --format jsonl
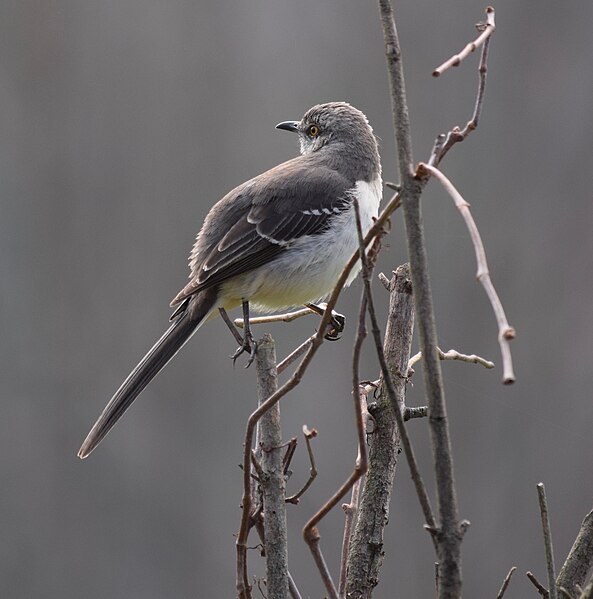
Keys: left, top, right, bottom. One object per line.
{"left": 338, "top": 468, "right": 364, "bottom": 596}
{"left": 287, "top": 575, "right": 302, "bottom": 599}
{"left": 418, "top": 163, "right": 515, "bottom": 384}
{"left": 234, "top": 306, "right": 318, "bottom": 328}
{"left": 527, "top": 571, "right": 550, "bottom": 597}
{"left": 338, "top": 478, "right": 362, "bottom": 597}
{"left": 432, "top": 6, "right": 495, "bottom": 76}
{"left": 404, "top": 406, "right": 429, "bottom": 421}
{"left": 538, "top": 483, "right": 558, "bottom": 599}
{"left": 285, "top": 427, "right": 318, "bottom": 505}
{"left": 496, "top": 566, "right": 517, "bottom": 599}
{"left": 277, "top": 336, "right": 314, "bottom": 375}
{"left": 338, "top": 386, "right": 370, "bottom": 596}
{"left": 429, "top": 10, "right": 494, "bottom": 167}
{"left": 408, "top": 347, "right": 495, "bottom": 370}
{"left": 281, "top": 438, "right": 297, "bottom": 476}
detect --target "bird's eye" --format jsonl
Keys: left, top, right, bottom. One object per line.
{"left": 307, "top": 125, "right": 320, "bottom": 138}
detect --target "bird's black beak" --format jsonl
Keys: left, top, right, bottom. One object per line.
{"left": 275, "top": 120, "right": 299, "bottom": 133}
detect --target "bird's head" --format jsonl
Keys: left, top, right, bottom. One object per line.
{"left": 276, "top": 102, "right": 376, "bottom": 156}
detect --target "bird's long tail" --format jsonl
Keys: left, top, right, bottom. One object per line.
{"left": 78, "top": 294, "right": 215, "bottom": 459}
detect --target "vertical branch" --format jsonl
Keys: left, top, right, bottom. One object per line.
{"left": 378, "top": 0, "right": 415, "bottom": 177}
{"left": 537, "top": 483, "right": 558, "bottom": 599}
{"left": 344, "top": 264, "right": 417, "bottom": 598}
{"left": 377, "top": 1, "right": 464, "bottom": 597}
{"left": 255, "top": 335, "right": 289, "bottom": 599}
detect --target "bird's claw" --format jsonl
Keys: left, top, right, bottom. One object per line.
{"left": 231, "top": 330, "right": 257, "bottom": 368}
{"left": 324, "top": 311, "right": 345, "bottom": 341}
{"left": 310, "top": 308, "right": 345, "bottom": 340}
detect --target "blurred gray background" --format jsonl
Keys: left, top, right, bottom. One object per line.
{"left": 2, "top": 1, "right": 592, "bottom": 597}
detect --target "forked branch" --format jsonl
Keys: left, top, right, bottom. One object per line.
{"left": 429, "top": 7, "right": 495, "bottom": 167}
{"left": 432, "top": 6, "right": 495, "bottom": 76}
{"left": 417, "top": 163, "right": 515, "bottom": 384}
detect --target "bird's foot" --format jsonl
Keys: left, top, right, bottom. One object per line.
{"left": 231, "top": 329, "right": 257, "bottom": 368}
{"left": 305, "top": 303, "right": 346, "bottom": 341}
{"left": 324, "top": 311, "right": 345, "bottom": 341}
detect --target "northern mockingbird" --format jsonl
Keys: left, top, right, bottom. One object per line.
{"left": 78, "top": 102, "right": 382, "bottom": 459}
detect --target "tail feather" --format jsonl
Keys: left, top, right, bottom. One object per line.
{"left": 78, "top": 295, "right": 214, "bottom": 459}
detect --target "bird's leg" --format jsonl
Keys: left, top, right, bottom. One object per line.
{"left": 219, "top": 307, "right": 244, "bottom": 345}
{"left": 305, "top": 303, "right": 346, "bottom": 341}
{"left": 231, "top": 299, "right": 257, "bottom": 367}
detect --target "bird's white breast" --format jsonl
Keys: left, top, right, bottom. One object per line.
{"left": 221, "top": 177, "right": 383, "bottom": 312}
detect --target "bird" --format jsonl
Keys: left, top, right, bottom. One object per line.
{"left": 78, "top": 101, "right": 382, "bottom": 459}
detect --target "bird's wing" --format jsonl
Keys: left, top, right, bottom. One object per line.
{"left": 170, "top": 162, "right": 354, "bottom": 306}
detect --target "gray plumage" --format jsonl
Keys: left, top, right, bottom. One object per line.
{"left": 78, "top": 102, "right": 382, "bottom": 459}
{"left": 172, "top": 102, "right": 380, "bottom": 306}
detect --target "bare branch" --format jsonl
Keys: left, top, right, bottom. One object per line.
{"left": 557, "top": 507, "right": 593, "bottom": 596}
{"left": 404, "top": 406, "right": 429, "bottom": 421}
{"left": 345, "top": 264, "right": 427, "bottom": 598}
{"left": 277, "top": 336, "right": 314, "bottom": 375}
{"left": 254, "top": 335, "right": 288, "bottom": 599}
{"left": 535, "top": 483, "right": 558, "bottom": 599}
{"left": 281, "top": 438, "right": 297, "bottom": 476}
{"left": 252, "top": 513, "right": 303, "bottom": 599}
{"left": 285, "top": 427, "right": 318, "bottom": 505}
{"left": 527, "top": 571, "right": 550, "bottom": 598}
{"left": 429, "top": 10, "right": 494, "bottom": 167}
{"left": 496, "top": 566, "right": 517, "bottom": 599}
{"left": 432, "top": 6, "right": 495, "bottom": 77}
{"left": 378, "top": 0, "right": 471, "bottom": 590}
{"left": 378, "top": 4, "right": 503, "bottom": 596}
{"left": 338, "top": 387, "right": 371, "bottom": 595}
{"left": 418, "top": 163, "right": 516, "bottom": 384}
{"left": 287, "top": 576, "right": 303, "bottom": 599}
{"left": 408, "top": 347, "right": 494, "bottom": 370}
{"left": 339, "top": 474, "right": 364, "bottom": 596}
{"left": 234, "top": 306, "right": 318, "bottom": 328}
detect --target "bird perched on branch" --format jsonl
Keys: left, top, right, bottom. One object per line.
{"left": 78, "top": 102, "right": 382, "bottom": 459}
